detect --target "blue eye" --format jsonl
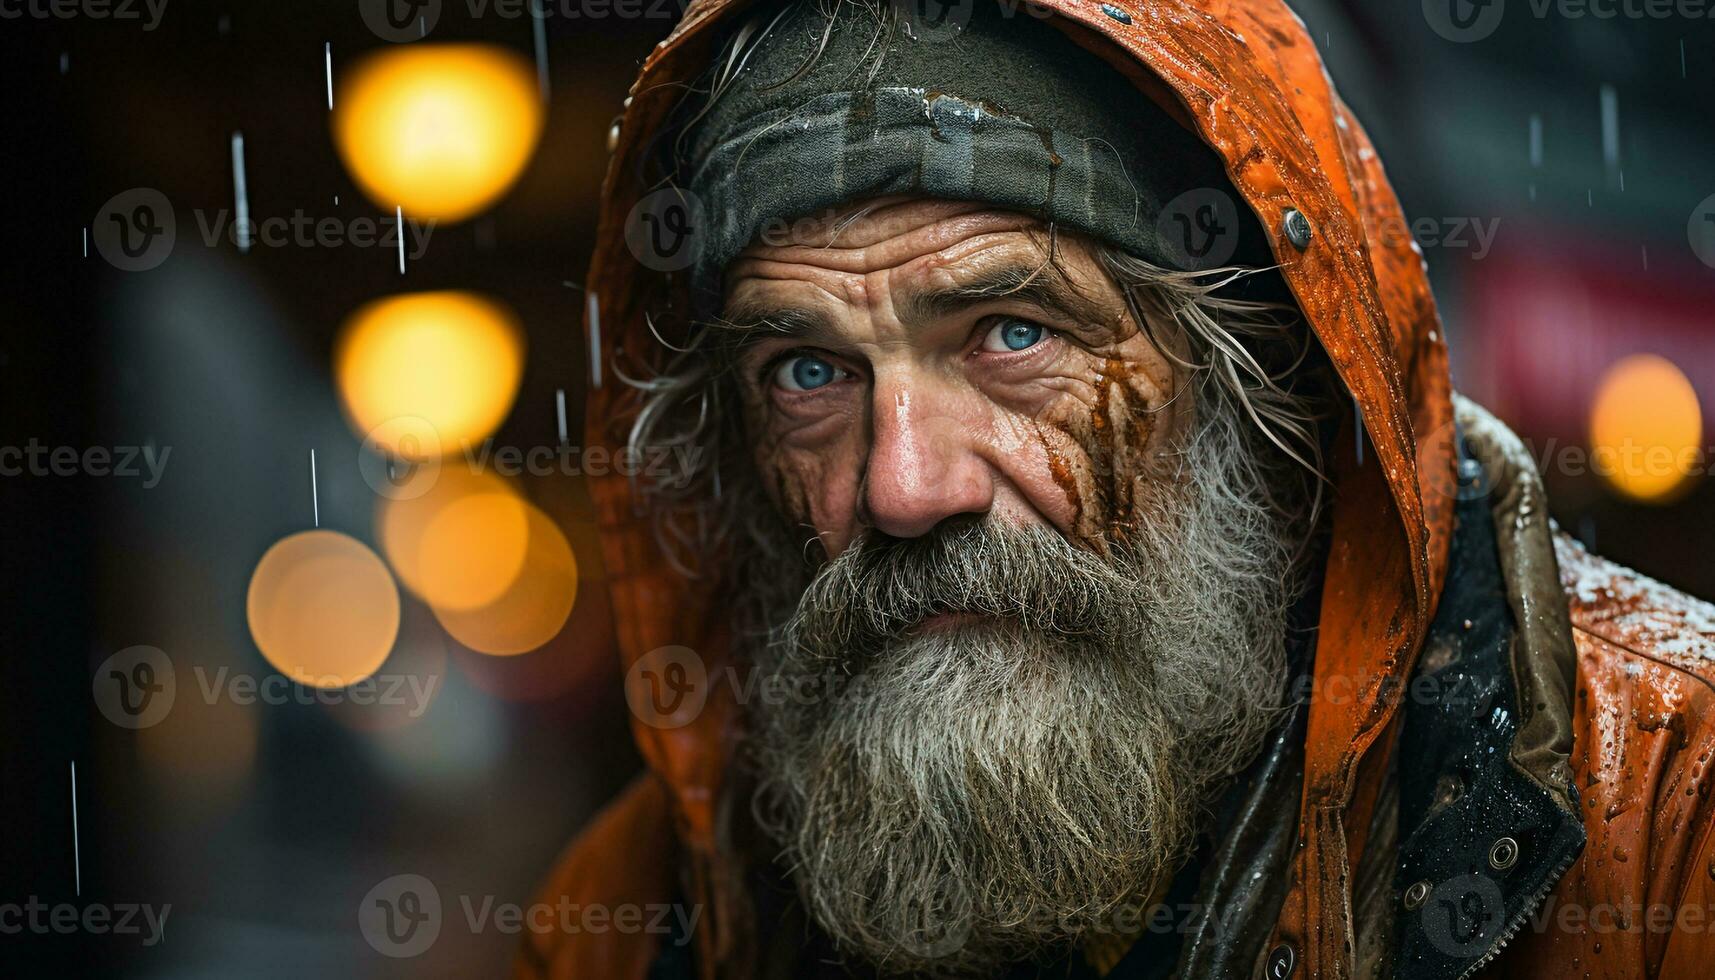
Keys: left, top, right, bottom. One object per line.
{"left": 773, "top": 353, "right": 844, "bottom": 392}
{"left": 982, "top": 317, "right": 1047, "bottom": 353}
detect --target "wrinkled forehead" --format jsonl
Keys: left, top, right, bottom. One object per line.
{"left": 718, "top": 196, "right": 1130, "bottom": 337}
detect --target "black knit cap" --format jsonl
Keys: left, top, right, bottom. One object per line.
{"left": 675, "top": 0, "right": 1270, "bottom": 311}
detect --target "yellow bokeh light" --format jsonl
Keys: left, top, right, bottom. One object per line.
{"left": 434, "top": 499, "right": 578, "bottom": 656}
{"left": 333, "top": 43, "right": 543, "bottom": 222}
{"left": 336, "top": 291, "right": 525, "bottom": 459}
{"left": 246, "top": 529, "right": 401, "bottom": 689}
{"left": 1589, "top": 353, "right": 1704, "bottom": 503}
{"left": 379, "top": 466, "right": 532, "bottom": 611}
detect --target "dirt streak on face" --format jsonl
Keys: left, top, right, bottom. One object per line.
{"left": 722, "top": 196, "right": 1192, "bottom": 556}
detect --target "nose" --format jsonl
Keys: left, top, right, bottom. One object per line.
{"left": 861, "top": 384, "right": 994, "bottom": 539}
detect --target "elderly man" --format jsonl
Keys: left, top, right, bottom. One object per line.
{"left": 520, "top": 1, "right": 1715, "bottom": 977}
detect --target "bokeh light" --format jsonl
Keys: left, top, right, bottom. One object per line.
{"left": 450, "top": 516, "right": 610, "bottom": 702}
{"left": 1589, "top": 353, "right": 1704, "bottom": 503}
{"left": 246, "top": 529, "right": 401, "bottom": 688}
{"left": 333, "top": 43, "right": 543, "bottom": 222}
{"left": 379, "top": 465, "right": 531, "bottom": 610}
{"left": 336, "top": 291, "right": 525, "bottom": 459}
{"left": 433, "top": 498, "right": 578, "bottom": 655}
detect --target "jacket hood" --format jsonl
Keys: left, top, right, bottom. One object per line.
{"left": 581, "top": 1, "right": 1457, "bottom": 974}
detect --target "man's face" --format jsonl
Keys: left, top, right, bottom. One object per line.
{"left": 723, "top": 197, "right": 1192, "bottom": 558}
{"left": 718, "top": 198, "right": 1309, "bottom": 976}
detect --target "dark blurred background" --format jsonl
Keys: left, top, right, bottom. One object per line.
{"left": 1, "top": 0, "right": 1711, "bottom": 976}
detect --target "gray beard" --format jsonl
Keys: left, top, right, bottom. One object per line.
{"left": 740, "top": 403, "right": 1310, "bottom": 977}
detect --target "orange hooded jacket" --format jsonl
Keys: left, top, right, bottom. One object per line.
{"left": 518, "top": 2, "right": 1715, "bottom": 978}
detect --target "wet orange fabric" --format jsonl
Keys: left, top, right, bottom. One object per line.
{"left": 1476, "top": 539, "right": 1715, "bottom": 980}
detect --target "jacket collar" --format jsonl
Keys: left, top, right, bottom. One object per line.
{"left": 1387, "top": 397, "right": 1584, "bottom": 980}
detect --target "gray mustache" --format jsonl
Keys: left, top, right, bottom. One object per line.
{"left": 785, "top": 516, "right": 1134, "bottom": 663}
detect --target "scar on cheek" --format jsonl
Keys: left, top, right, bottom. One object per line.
{"left": 1033, "top": 357, "right": 1167, "bottom": 545}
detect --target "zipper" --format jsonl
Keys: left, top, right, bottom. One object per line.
{"left": 1452, "top": 846, "right": 1580, "bottom": 980}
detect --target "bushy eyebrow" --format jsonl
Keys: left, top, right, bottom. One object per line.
{"left": 714, "top": 303, "right": 836, "bottom": 345}
{"left": 897, "top": 261, "right": 1116, "bottom": 331}
{"left": 715, "top": 260, "right": 1119, "bottom": 354}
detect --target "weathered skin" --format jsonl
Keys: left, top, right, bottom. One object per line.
{"left": 724, "top": 197, "right": 1186, "bottom": 555}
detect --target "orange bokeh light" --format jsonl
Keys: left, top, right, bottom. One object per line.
{"left": 379, "top": 466, "right": 532, "bottom": 611}
{"left": 336, "top": 291, "right": 524, "bottom": 460}
{"left": 450, "top": 516, "right": 610, "bottom": 702}
{"left": 1589, "top": 353, "right": 1704, "bottom": 503}
{"left": 433, "top": 498, "right": 578, "bottom": 656}
{"left": 333, "top": 43, "right": 543, "bottom": 222}
{"left": 246, "top": 529, "right": 401, "bottom": 689}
